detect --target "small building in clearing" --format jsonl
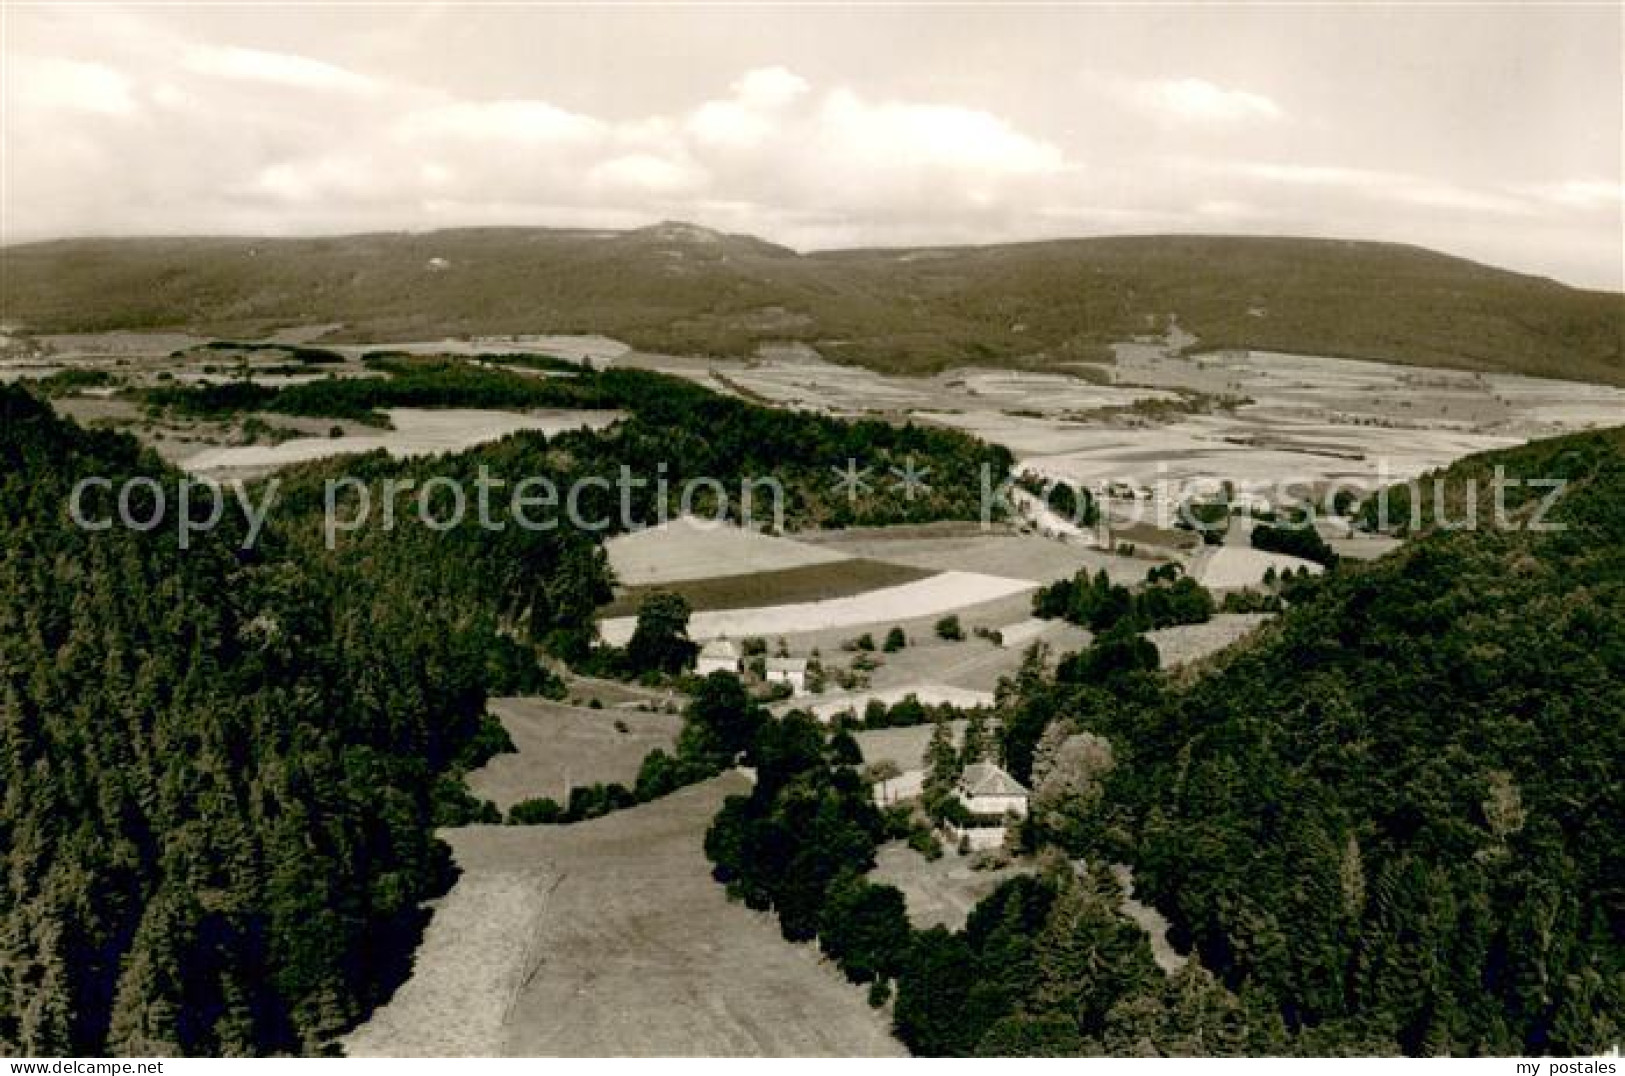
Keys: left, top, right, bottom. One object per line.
{"left": 945, "top": 761, "right": 1030, "bottom": 852}
{"left": 696, "top": 638, "right": 742, "bottom": 677}
{"left": 764, "top": 656, "right": 808, "bottom": 695}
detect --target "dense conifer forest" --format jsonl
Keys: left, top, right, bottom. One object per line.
{"left": 0, "top": 387, "right": 509, "bottom": 1053}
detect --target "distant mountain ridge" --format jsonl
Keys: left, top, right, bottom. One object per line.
{"left": 4, "top": 225, "right": 1622, "bottom": 384}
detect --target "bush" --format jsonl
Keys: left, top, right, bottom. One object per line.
{"left": 434, "top": 778, "right": 501, "bottom": 825}
{"left": 907, "top": 824, "right": 945, "bottom": 861}
{"left": 1251, "top": 519, "right": 1339, "bottom": 567}
{"left": 934, "top": 615, "right": 964, "bottom": 641}
{"left": 508, "top": 797, "right": 563, "bottom": 825}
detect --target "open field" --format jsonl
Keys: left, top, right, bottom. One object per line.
{"left": 799, "top": 529, "right": 1142, "bottom": 585}
{"left": 803, "top": 684, "right": 994, "bottom": 722}
{"left": 599, "top": 570, "right": 1036, "bottom": 645}
{"left": 995, "top": 617, "right": 1053, "bottom": 651}
{"left": 469, "top": 697, "right": 682, "bottom": 812}
{"left": 949, "top": 341, "right": 1623, "bottom": 512}
{"left": 346, "top": 777, "right": 903, "bottom": 1056}
{"left": 1327, "top": 533, "right": 1405, "bottom": 561}
{"left": 601, "top": 558, "right": 933, "bottom": 617}
{"left": 925, "top": 407, "right": 1525, "bottom": 491}
{"left": 605, "top": 515, "right": 850, "bottom": 586}
{"left": 689, "top": 351, "right": 1173, "bottom": 417}
{"left": 1190, "top": 546, "right": 1324, "bottom": 590}
{"left": 33, "top": 330, "right": 213, "bottom": 357}
{"left": 559, "top": 675, "right": 687, "bottom": 711}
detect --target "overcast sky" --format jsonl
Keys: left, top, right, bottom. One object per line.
{"left": 4, "top": 4, "right": 1621, "bottom": 288}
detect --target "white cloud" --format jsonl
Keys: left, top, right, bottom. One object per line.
{"left": 1233, "top": 161, "right": 1531, "bottom": 216}
{"left": 1140, "top": 77, "right": 1284, "bottom": 123}
{"left": 687, "top": 99, "right": 774, "bottom": 148}
{"left": 817, "top": 89, "right": 1065, "bottom": 177}
{"left": 397, "top": 99, "right": 606, "bottom": 146}
{"left": 10, "top": 57, "right": 137, "bottom": 116}
{"left": 1508, "top": 179, "right": 1625, "bottom": 211}
{"left": 184, "top": 45, "right": 380, "bottom": 95}
{"left": 237, "top": 157, "right": 371, "bottom": 204}
{"left": 687, "top": 67, "right": 810, "bottom": 148}
{"left": 732, "top": 66, "right": 810, "bottom": 109}
{"left": 588, "top": 154, "right": 706, "bottom": 195}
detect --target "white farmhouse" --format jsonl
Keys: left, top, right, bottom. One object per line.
{"left": 764, "top": 656, "right": 808, "bottom": 695}
{"left": 696, "top": 638, "right": 742, "bottom": 677}
{"left": 945, "top": 761, "right": 1030, "bottom": 852}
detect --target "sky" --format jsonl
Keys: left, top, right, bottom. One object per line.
{"left": 3, "top": 3, "right": 1621, "bottom": 289}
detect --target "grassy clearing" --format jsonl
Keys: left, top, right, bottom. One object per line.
{"left": 468, "top": 697, "right": 682, "bottom": 812}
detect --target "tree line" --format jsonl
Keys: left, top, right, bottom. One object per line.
{"left": 1032, "top": 564, "right": 1214, "bottom": 634}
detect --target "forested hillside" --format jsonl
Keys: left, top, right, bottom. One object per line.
{"left": 0, "top": 387, "right": 531, "bottom": 1054}
{"left": 5, "top": 227, "right": 1621, "bottom": 383}
{"left": 1007, "top": 426, "right": 1625, "bottom": 1054}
